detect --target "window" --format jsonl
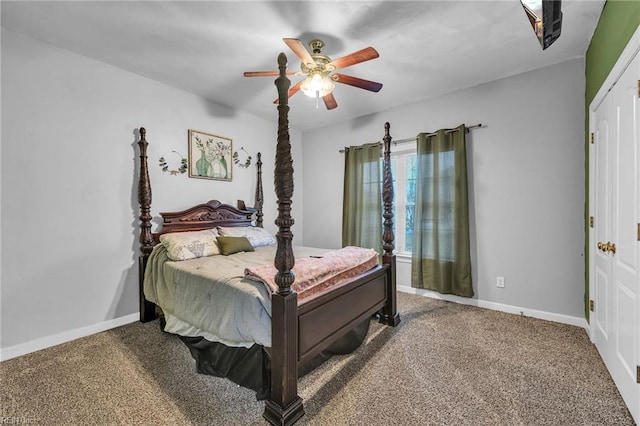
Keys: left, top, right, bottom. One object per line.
{"left": 383, "top": 145, "right": 457, "bottom": 257}
{"left": 384, "top": 146, "right": 417, "bottom": 255}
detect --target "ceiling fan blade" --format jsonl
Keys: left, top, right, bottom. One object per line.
{"left": 332, "top": 73, "right": 383, "bottom": 92}
{"left": 244, "top": 70, "right": 295, "bottom": 77}
{"left": 328, "top": 47, "right": 379, "bottom": 69}
{"left": 323, "top": 93, "right": 338, "bottom": 110}
{"left": 273, "top": 80, "right": 303, "bottom": 104}
{"left": 283, "top": 38, "right": 315, "bottom": 65}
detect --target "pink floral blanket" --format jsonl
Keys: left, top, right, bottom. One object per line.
{"left": 244, "top": 246, "right": 379, "bottom": 300}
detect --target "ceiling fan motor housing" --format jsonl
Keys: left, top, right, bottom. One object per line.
{"left": 309, "top": 39, "right": 324, "bottom": 54}
{"left": 301, "top": 39, "right": 335, "bottom": 75}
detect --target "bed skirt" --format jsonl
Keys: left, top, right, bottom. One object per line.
{"left": 176, "top": 317, "right": 372, "bottom": 400}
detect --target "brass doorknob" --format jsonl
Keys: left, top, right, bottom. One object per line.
{"left": 598, "top": 241, "right": 617, "bottom": 254}
{"left": 607, "top": 242, "right": 616, "bottom": 254}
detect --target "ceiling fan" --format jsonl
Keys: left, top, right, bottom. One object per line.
{"left": 243, "top": 38, "right": 383, "bottom": 110}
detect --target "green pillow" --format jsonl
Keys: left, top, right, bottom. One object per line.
{"left": 216, "top": 236, "right": 255, "bottom": 255}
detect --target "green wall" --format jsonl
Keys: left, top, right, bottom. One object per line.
{"left": 584, "top": 0, "right": 640, "bottom": 320}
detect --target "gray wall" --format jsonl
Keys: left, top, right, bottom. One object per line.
{"left": 0, "top": 29, "right": 304, "bottom": 352}
{"left": 301, "top": 58, "right": 586, "bottom": 320}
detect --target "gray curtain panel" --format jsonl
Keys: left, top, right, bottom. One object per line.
{"left": 342, "top": 143, "right": 383, "bottom": 253}
{"left": 411, "top": 125, "right": 473, "bottom": 297}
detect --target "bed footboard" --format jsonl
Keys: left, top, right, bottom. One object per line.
{"left": 297, "top": 265, "right": 388, "bottom": 364}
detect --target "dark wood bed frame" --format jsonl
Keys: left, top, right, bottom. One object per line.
{"left": 137, "top": 52, "right": 399, "bottom": 426}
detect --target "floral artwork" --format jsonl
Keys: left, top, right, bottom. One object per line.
{"left": 188, "top": 130, "right": 233, "bottom": 181}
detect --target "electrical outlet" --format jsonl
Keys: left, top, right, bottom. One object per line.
{"left": 497, "top": 276, "right": 505, "bottom": 288}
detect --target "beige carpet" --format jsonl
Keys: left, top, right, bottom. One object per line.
{"left": 1, "top": 293, "right": 634, "bottom": 425}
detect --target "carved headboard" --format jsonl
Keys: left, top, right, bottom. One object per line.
{"left": 153, "top": 200, "right": 254, "bottom": 243}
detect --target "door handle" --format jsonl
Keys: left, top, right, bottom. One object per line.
{"left": 597, "top": 241, "right": 616, "bottom": 254}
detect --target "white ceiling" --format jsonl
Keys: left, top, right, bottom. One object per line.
{"left": 1, "top": 1, "right": 605, "bottom": 131}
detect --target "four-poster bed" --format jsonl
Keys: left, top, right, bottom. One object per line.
{"left": 137, "top": 53, "right": 399, "bottom": 426}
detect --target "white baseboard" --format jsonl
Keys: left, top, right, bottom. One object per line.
{"left": 0, "top": 313, "right": 139, "bottom": 362}
{"left": 398, "top": 285, "right": 589, "bottom": 330}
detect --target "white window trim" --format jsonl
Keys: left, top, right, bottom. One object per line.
{"left": 388, "top": 144, "right": 416, "bottom": 256}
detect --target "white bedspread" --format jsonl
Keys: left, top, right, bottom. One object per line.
{"left": 143, "top": 243, "right": 329, "bottom": 348}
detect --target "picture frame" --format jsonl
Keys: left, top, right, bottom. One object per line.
{"left": 188, "top": 129, "right": 233, "bottom": 181}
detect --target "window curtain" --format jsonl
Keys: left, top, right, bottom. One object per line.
{"left": 411, "top": 124, "right": 473, "bottom": 297}
{"left": 342, "top": 143, "right": 382, "bottom": 253}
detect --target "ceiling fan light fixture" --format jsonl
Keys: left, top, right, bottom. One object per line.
{"left": 300, "top": 71, "right": 334, "bottom": 98}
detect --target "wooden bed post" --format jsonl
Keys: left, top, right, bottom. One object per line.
{"left": 138, "top": 127, "right": 157, "bottom": 323}
{"left": 263, "top": 53, "right": 304, "bottom": 426}
{"left": 379, "top": 122, "right": 400, "bottom": 327}
{"left": 255, "top": 152, "right": 264, "bottom": 228}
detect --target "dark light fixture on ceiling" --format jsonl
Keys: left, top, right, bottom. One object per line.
{"left": 520, "top": 0, "right": 563, "bottom": 50}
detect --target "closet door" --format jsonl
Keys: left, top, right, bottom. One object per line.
{"left": 610, "top": 50, "right": 639, "bottom": 421}
{"left": 591, "top": 49, "right": 640, "bottom": 423}
{"left": 592, "top": 89, "right": 612, "bottom": 365}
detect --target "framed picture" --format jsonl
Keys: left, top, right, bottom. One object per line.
{"left": 188, "top": 129, "right": 233, "bottom": 181}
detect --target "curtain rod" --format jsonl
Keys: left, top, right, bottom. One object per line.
{"left": 340, "top": 123, "right": 483, "bottom": 153}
